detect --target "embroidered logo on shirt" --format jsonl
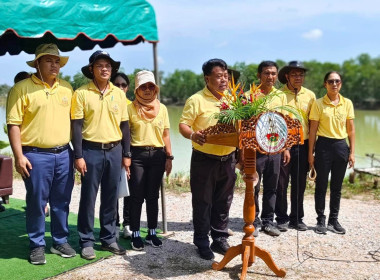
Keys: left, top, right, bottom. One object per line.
{"left": 61, "top": 96, "right": 69, "bottom": 106}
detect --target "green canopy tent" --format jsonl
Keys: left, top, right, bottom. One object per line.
{"left": 0, "top": 0, "right": 170, "bottom": 233}
{"left": 0, "top": 0, "right": 160, "bottom": 80}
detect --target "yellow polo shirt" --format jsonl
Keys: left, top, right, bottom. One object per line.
{"left": 309, "top": 94, "right": 355, "bottom": 139}
{"left": 128, "top": 102, "right": 170, "bottom": 147}
{"left": 6, "top": 74, "right": 73, "bottom": 148}
{"left": 71, "top": 81, "right": 128, "bottom": 142}
{"left": 180, "top": 87, "right": 236, "bottom": 156}
{"left": 281, "top": 85, "right": 316, "bottom": 140}
{"left": 254, "top": 87, "right": 287, "bottom": 112}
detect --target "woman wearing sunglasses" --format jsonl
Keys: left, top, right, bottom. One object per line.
{"left": 308, "top": 71, "right": 355, "bottom": 235}
{"left": 110, "top": 73, "right": 133, "bottom": 240}
{"left": 127, "top": 70, "right": 173, "bottom": 250}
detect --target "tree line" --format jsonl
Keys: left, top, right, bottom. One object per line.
{"left": 1, "top": 53, "right": 379, "bottom": 109}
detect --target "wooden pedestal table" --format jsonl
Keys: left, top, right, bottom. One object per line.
{"left": 203, "top": 113, "right": 303, "bottom": 280}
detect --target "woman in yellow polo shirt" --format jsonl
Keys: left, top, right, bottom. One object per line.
{"left": 128, "top": 70, "right": 173, "bottom": 251}
{"left": 308, "top": 71, "right": 355, "bottom": 235}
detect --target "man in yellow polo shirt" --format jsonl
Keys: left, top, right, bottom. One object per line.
{"left": 275, "top": 61, "right": 316, "bottom": 232}
{"left": 179, "top": 58, "right": 236, "bottom": 260}
{"left": 71, "top": 50, "right": 130, "bottom": 260}
{"left": 253, "top": 61, "right": 289, "bottom": 238}
{"left": 7, "top": 43, "right": 76, "bottom": 265}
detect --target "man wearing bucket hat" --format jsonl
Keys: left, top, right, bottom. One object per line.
{"left": 71, "top": 50, "right": 131, "bottom": 260}
{"left": 7, "top": 43, "right": 76, "bottom": 264}
{"left": 275, "top": 61, "right": 316, "bottom": 232}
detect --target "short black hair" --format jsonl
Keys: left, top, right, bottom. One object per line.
{"left": 258, "top": 61, "right": 278, "bottom": 74}
{"left": 14, "top": 71, "right": 30, "bottom": 84}
{"left": 202, "top": 58, "right": 227, "bottom": 76}
{"left": 111, "top": 72, "right": 130, "bottom": 86}
{"left": 324, "top": 71, "right": 342, "bottom": 83}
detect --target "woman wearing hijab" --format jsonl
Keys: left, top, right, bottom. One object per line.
{"left": 128, "top": 70, "right": 173, "bottom": 250}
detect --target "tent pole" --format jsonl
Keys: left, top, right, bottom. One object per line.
{"left": 153, "top": 42, "right": 168, "bottom": 234}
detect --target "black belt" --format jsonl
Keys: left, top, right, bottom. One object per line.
{"left": 83, "top": 140, "right": 120, "bottom": 150}
{"left": 317, "top": 136, "right": 345, "bottom": 143}
{"left": 193, "top": 149, "right": 233, "bottom": 162}
{"left": 132, "top": 146, "right": 164, "bottom": 151}
{"left": 22, "top": 144, "right": 69, "bottom": 154}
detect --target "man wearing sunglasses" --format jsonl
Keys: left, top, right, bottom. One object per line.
{"left": 275, "top": 61, "right": 316, "bottom": 232}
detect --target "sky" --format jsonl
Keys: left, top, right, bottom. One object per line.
{"left": 1, "top": 0, "right": 380, "bottom": 85}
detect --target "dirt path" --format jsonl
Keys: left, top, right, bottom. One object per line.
{"left": 12, "top": 180, "right": 380, "bottom": 280}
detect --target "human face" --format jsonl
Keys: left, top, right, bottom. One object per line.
{"left": 324, "top": 72, "right": 342, "bottom": 94}
{"left": 113, "top": 76, "right": 129, "bottom": 93}
{"left": 205, "top": 66, "right": 228, "bottom": 97}
{"left": 137, "top": 82, "right": 157, "bottom": 100}
{"left": 91, "top": 58, "right": 112, "bottom": 82}
{"left": 258, "top": 66, "right": 278, "bottom": 89}
{"left": 37, "top": 55, "right": 60, "bottom": 80}
{"left": 285, "top": 69, "right": 305, "bottom": 90}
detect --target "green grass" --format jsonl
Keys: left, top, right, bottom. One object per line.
{"left": 0, "top": 198, "right": 139, "bottom": 280}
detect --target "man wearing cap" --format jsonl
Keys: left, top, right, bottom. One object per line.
{"left": 7, "top": 43, "right": 76, "bottom": 264}
{"left": 275, "top": 61, "right": 316, "bottom": 232}
{"left": 252, "top": 61, "right": 289, "bottom": 238}
{"left": 179, "top": 58, "right": 237, "bottom": 260}
{"left": 71, "top": 50, "right": 130, "bottom": 260}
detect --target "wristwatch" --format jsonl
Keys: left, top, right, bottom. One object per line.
{"left": 123, "top": 151, "right": 132, "bottom": 158}
{"left": 166, "top": 155, "right": 174, "bottom": 160}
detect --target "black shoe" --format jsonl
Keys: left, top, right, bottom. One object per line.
{"left": 198, "top": 246, "right": 214, "bottom": 260}
{"left": 81, "top": 247, "right": 96, "bottom": 260}
{"left": 101, "top": 242, "right": 126, "bottom": 255}
{"left": 289, "top": 221, "right": 308, "bottom": 231}
{"left": 327, "top": 220, "right": 346, "bottom": 234}
{"left": 50, "top": 243, "right": 76, "bottom": 258}
{"left": 131, "top": 236, "right": 145, "bottom": 251}
{"left": 315, "top": 221, "right": 327, "bottom": 234}
{"left": 262, "top": 224, "right": 281, "bottom": 236}
{"left": 277, "top": 222, "right": 289, "bottom": 232}
{"left": 210, "top": 238, "right": 230, "bottom": 255}
{"left": 30, "top": 246, "right": 46, "bottom": 265}
{"left": 145, "top": 234, "right": 162, "bottom": 248}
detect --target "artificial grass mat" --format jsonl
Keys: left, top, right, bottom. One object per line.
{"left": 0, "top": 198, "right": 151, "bottom": 280}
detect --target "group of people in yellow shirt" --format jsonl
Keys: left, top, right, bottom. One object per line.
{"left": 6, "top": 44, "right": 355, "bottom": 264}
{"left": 6, "top": 44, "right": 173, "bottom": 264}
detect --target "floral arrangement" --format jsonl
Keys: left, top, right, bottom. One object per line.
{"left": 215, "top": 78, "right": 301, "bottom": 125}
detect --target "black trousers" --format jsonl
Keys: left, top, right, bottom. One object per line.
{"left": 275, "top": 141, "right": 309, "bottom": 224}
{"left": 129, "top": 147, "right": 166, "bottom": 232}
{"left": 116, "top": 196, "right": 130, "bottom": 227}
{"left": 78, "top": 143, "right": 122, "bottom": 248}
{"left": 314, "top": 137, "right": 349, "bottom": 223}
{"left": 255, "top": 153, "right": 281, "bottom": 227}
{"left": 190, "top": 150, "right": 236, "bottom": 248}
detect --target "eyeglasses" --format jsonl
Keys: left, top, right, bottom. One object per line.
{"left": 114, "top": 83, "right": 128, "bottom": 88}
{"left": 327, "top": 79, "right": 341, "bottom": 85}
{"left": 139, "top": 84, "right": 156, "bottom": 91}
{"left": 289, "top": 73, "right": 305, "bottom": 78}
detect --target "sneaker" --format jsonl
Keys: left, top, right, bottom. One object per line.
{"left": 253, "top": 226, "right": 259, "bottom": 237}
{"left": 30, "top": 247, "right": 46, "bottom": 265}
{"left": 327, "top": 220, "right": 346, "bottom": 234}
{"left": 123, "top": 225, "right": 132, "bottom": 238}
{"left": 277, "top": 222, "right": 289, "bottom": 232}
{"left": 289, "top": 221, "right": 308, "bottom": 231}
{"left": 262, "top": 224, "right": 281, "bottom": 237}
{"left": 210, "top": 238, "right": 230, "bottom": 255}
{"left": 101, "top": 242, "right": 126, "bottom": 255}
{"left": 131, "top": 236, "right": 145, "bottom": 251}
{"left": 145, "top": 234, "right": 162, "bottom": 248}
{"left": 81, "top": 247, "right": 96, "bottom": 260}
{"left": 198, "top": 246, "right": 214, "bottom": 260}
{"left": 50, "top": 243, "right": 76, "bottom": 258}
{"left": 315, "top": 221, "right": 327, "bottom": 234}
